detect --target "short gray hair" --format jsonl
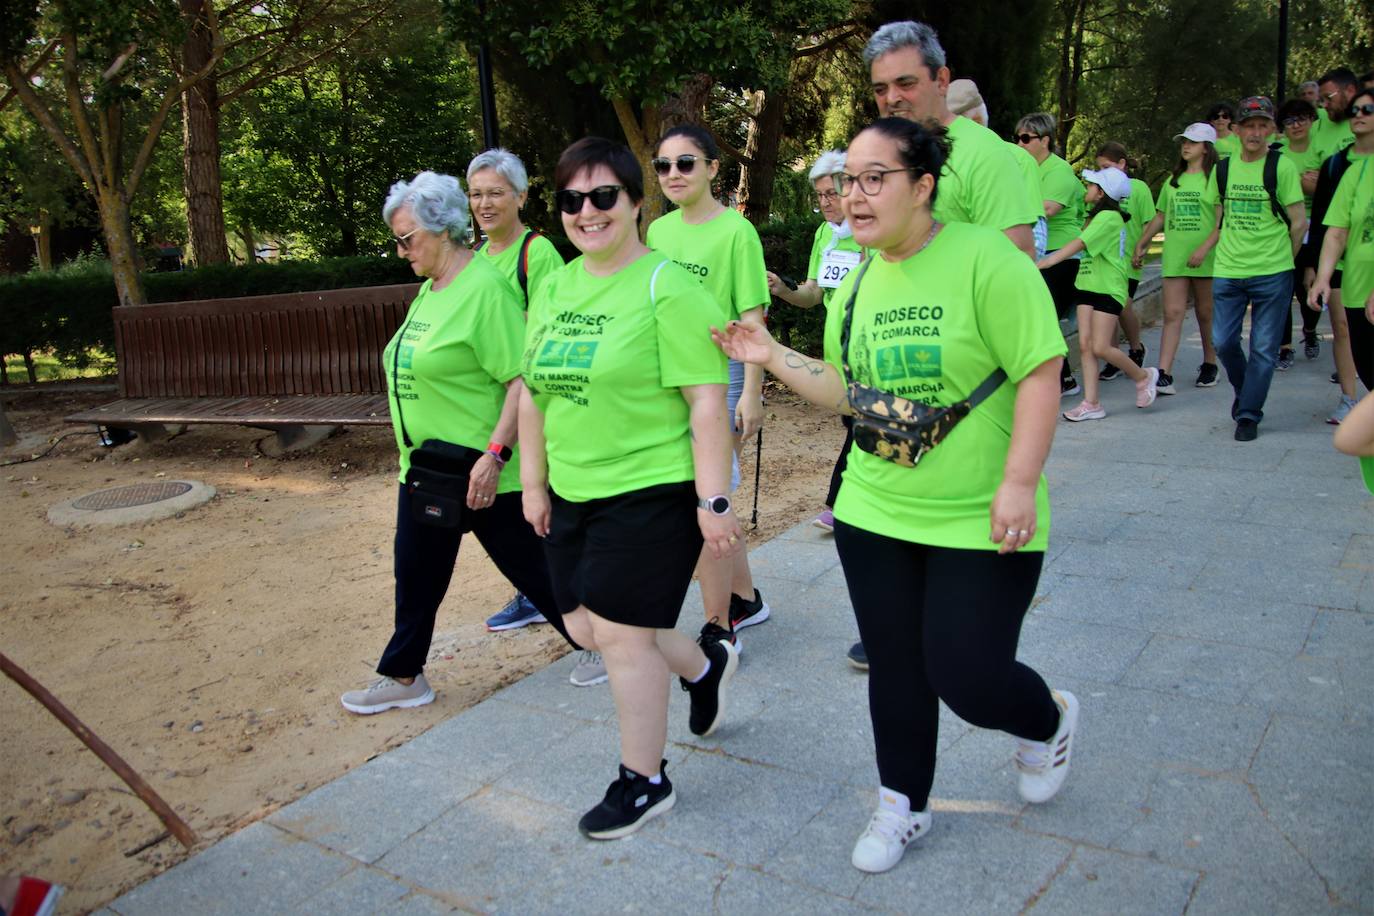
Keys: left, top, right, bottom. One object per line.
{"left": 382, "top": 171, "right": 469, "bottom": 242}
{"left": 1017, "top": 112, "right": 1057, "bottom": 142}
{"left": 809, "top": 150, "right": 846, "bottom": 183}
{"left": 466, "top": 148, "right": 529, "bottom": 195}
{"left": 863, "top": 21, "right": 946, "bottom": 75}
{"left": 1300, "top": 80, "right": 1319, "bottom": 92}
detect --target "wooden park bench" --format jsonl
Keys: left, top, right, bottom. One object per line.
{"left": 66, "top": 283, "right": 419, "bottom": 454}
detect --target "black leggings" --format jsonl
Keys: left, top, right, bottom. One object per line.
{"left": 1281, "top": 268, "right": 1322, "bottom": 348}
{"left": 824, "top": 417, "right": 854, "bottom": 508}
{"left": 833, "top": 521, "right": 1059, "bottom": 808}
{"left": 379, "top": 484, "right": 576, "bottom": 677}
{"left": 1349, "top": 306, "right": 1374, "bottom": 392}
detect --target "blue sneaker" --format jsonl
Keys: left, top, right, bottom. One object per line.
{"left": 485, "top": 594, "right": 546, "bottom": 631}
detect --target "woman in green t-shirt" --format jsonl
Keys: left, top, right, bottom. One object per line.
{"left": 1040, "top": 167, "right": 1160, "bottom": 420}
{"left": 519, "top": 137, "right": 742, "bottom": 841}
{"left": 339, "top": 171, "right": 575, "bottom": 717}
{"left": 467, "top": 148, "right": 566, "bottom": 311}
{"left": 715, "top": 117, "right": 1076, "bottom": 875}
{"left": 1208, "top": 102, "right": 1243, "bottom": 159}
{"left": 1131, "top": 123, "right": 1221, "bottom": 391}
{"left": 646, "top": 125, "right": 772, "bottom": 653}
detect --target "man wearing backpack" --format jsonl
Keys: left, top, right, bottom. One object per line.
{"left": 1195, "top": 96, "right": 1308, "bottom": 441}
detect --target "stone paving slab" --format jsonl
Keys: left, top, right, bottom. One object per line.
{"left": 109, "top": 319, "right": 1373, "bottom": 913}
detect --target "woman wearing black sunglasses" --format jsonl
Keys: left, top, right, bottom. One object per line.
{"left": 714, "top": 118, "right": 1074, "bottom": 875}
{"left": 339, "top": 171, "right": 567, "bottom": 716}
{"left": 646, "top": 124, "right": 774, "bottom": 655}
{"left": 518, "top": 137, "right": 742, "bottom": 840}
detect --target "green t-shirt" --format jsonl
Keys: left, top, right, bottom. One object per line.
{"left": 822, "top": 222, "right": 1065, "bottom": 550}
{"left": 1203, "top": 153, "right": 1304, "bottom": 278}
{"left": 1215, "top": 133, "right": 1243, "bottom": 160}
{"left": 646, "top": 208, "right": 768, "bottom": 321}
{"left": 1361, "top": 455, "right": 1374, "bottom": 494}
{"left": 523, "top": 254, "right": 728, "bottom": 502}
{"left": 1155, "top": 171, "right": 1216, "bottom": 278}
{"left": 807, "top": 222, "right": 866, "bottom": 308}
{"left": 1278, "top": 141, "right": 1325, "bottom": 212}
{"left": 1324, "top": 153, "right": 1374, "bottom": 312}
{"left": 1124, "top": 177, "right": 1156, "bottom": 281}
{"left": 1073, "top": 210, "right": 1130, "bottom": 304}
{"left": 934, "top": 117, "right": 1041, "bottom": 231}
{"left": 1039, "top": 153, "right": 1086, "bottom": 250}
{"left": 1314, "top": 116, "right": 1355, "bottom": 157}
{"left": 382, "top": 257, "right": 525, "bottom": 489}
{"left": 477, "top": 230, "right": 565, "bottom": 309}
{"left": 1007, "top": 141, "right": 1048, "bottom": 239}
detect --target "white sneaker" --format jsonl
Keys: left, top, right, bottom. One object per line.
{"left": 569, "top": 650, "right": 608, "bottom": 687}
{"left": 851, "top": 787, "right": 932, "bottom": 873}
{"left": 340, "top": 674, "right": 435, "bottom": 715}
{"left": 1016, "top": 689, "right": 1079, "bottom": 803}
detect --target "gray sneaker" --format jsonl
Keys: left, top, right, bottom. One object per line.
{"left": 1328, "top": 394, "right": 1358, "bottom": 425}
{"left": 340, "top": 674, "right": 434, "bottom": 714}
{"left": 569, "top": 650, "right": 608, "bottom": 687}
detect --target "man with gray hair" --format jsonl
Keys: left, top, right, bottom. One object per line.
{"left": 864, "top": 21, "right": 1040, "bottom": 260}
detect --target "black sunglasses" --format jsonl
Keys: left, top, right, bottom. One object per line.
{"left": 1015, "top": 133, "right": 1043, "bottom": 144}
{"left": 1352, "top": 102, "right": 1374, "bottom": 117}
{"left": 651, "top": 154, "right": 713, "bottom": 176}
{"left": 555, "top": 184, "right": 624, "bottom": 215}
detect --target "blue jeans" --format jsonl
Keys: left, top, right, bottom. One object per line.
{"left": 1212, "top": 272, "right": 1293, "bottom": 423}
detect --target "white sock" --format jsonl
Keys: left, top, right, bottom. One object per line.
{"left": 877, "top": 786, "right": 911, "bottom": 817}
{"left": 687, "top": 658, "right": 711, "bottom": 684}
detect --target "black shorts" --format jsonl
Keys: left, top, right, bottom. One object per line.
{"left": 1076, "top": 289, "right": 1124, "bottom": 316}
{"left": 1333, "top": 269, "right": 1343, "bottom": 290}
{"left": 544, "top": 481, "right": 702, "bottom": 628}
{"left": 1127, "top": 278, "right": 1140, "bottom": 299}
{"left": 1040, "top": 258, "right": 1080, "bottom": 321}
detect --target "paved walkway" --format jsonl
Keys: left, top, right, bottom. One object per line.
{"left": 105, "top": 318, "right": 1373, "bottom": 915}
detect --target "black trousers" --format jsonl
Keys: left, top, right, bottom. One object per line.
{"left": 824, "top": 417, "right": 854, "bottom": 509}
{"left": 833, "top": 520, "right": 1059, "bottom": 808}
{"left": 378, "top": 484, "right": 575, "bottom": 678}
{"left": 1280, "top": 267, "right": 1322, "bottom": 348}
{"left": 1349, "top": 305, "right": 1374, "bottom": 392}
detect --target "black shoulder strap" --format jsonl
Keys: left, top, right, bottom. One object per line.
{"left": 517, "top": 230, "right": 540, "bottom": 306}
{"left": 1216, "top": 158, "right": 1230, "bottom": 205}
{"left": 1264, "top": 149, "right": 1290, "bottom": 227}
{"left": 474, "top": 238, "right": 487, "bottom": 252}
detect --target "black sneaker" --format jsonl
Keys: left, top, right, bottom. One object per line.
{"left": 1196, "top": 363, "right": 1219, "bottom": 387}
{"left": 1156, "top": 371, "right": 1176, "bottom": 395}
{"left": 1060, "top": 375, "right": 1081, "bottom": 398}
{"left": 681, "top": 638, "right": 739, "bottom": 737}
{"left": 846, "top": 641, "right": 869, "bottom": 671}
{"left": 729, "top": 589, "right": 771, "bottom": 630}
{"left": 1098, "top": 362, "right": 1123, "bottom": 381}
{"left": 1331, "top": 370, "right": 1340, "bottom": 384}
{"left": 1276, "top": 348, "right": 1295, "bottom": 371}
{"left": 1234, "top": 418, "right": 1258, "bottom": 442}
{"left": 698, "top": 617, "right": 738, "bottom": 653}
{"left": 1128, "top": 344, "right": 1147, "bottom": 367}
{"left": 1304, "top": 332, "right": 1320, "bottom": 360}
{"left": 578, "top": 761, "right": 675, "bottom": 839}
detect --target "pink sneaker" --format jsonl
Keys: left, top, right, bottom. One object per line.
{"left": 1062, "top": 400, "right": 1106, "bottom": 422}
{"left": 1135, "top": 367, "right": 1159, "bottom": 408}
{"left": 812, "top": 509, "right": 835, "bottom": 532}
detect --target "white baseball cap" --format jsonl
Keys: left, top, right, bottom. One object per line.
{"left": 1081, "top": 167, "right": 1131, "bottom": 202}
{"left": 1174, "top": 122, "right": 1218, "bottom": 143}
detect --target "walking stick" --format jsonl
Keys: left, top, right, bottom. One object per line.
{"left": 750, "top": 426, "right": 762, "bottom": 529}
{"left": 1, "top": 651, "right": 198, "bottom": 849}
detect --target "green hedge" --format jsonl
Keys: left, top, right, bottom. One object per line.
{"left": 0, "top": 256, "right": 416, "bottom": 378}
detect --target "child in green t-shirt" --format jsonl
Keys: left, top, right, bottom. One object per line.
{"left": 1039, "top": 167, "right": 1160, "bottom": 421}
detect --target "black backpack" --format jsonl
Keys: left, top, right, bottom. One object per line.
{"left": 475, "top": 229, "right": 541, "bottom": 307}
{"left": 1215, "top": 148, "right": 1291, "bottom": 228}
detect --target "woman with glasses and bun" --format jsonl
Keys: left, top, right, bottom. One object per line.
{"left": 339, "top": 171, "right": 567, "bottom": 717}
{"left": 713, "top": 118, "right": 1076, "bottom": 876}
{"left": 519, "top": 137, "right": 742, "bottom": 840}
{"left": 646, "top": 125, "right": 773, "bottom": 652}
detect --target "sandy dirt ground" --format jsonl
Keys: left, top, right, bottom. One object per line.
{"left": 0, "top": 382, "right": 838, "bottom": 914}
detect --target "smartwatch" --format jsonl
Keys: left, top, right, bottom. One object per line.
{"left": 486, "top": 441, "right": 513, "bottom": 465}
{"left": 697, "top": 494, "right": 732, "bottom": 515}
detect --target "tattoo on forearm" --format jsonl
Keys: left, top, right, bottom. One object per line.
{"left": 783, "top": 349, "right": 826, "bottom": 377}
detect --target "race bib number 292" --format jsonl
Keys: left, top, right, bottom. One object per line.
{"left": 819, "top": 249, "right": 861, "bottom": 289}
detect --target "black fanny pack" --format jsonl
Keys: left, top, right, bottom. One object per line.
{"left": 840, "top": 259, "right": 1005, "bottom": 468}
{"left": 406, "top": 439, "right": 483, "bottom": 528}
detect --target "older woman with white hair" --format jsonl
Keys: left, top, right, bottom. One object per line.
{"left": 468, "top": 148, "right": 566, "bottom": 310}
{"left": 339, "top": 170, "right": 573, "bottom": 715}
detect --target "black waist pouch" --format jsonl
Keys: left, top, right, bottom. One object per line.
{"left": 406, "top": 439, "right": 483, "bottom": 528}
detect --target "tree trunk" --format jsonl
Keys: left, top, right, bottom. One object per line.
{"left": 181, "top": 0, "right": 229, "bottom": 266}
{"left": 23, "top": 351, "right": 37, "bottom": 383}
{"left": 611, "top": 97, "right": 666, "bottom": 236}
{"left": 0, "top": 406, "right": 15, "bottom": 446}
{"left": 99, "top": 192, "right": 146, "bottom": 307}
{"left": 238, "top": 223, "right": 256, "bottom": 262}
{"left": 1054, "top": 0, "right": 1089, "bottom": 154}
{"left": 34, "top": 210, "right": 53, "bottom": 270}
{"left": 736, "top": 87, "right": 788, "bottom": 225}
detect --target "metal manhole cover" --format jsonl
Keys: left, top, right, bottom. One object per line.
{"left": 72, "top": 481, "right": 194, "bottom": 511}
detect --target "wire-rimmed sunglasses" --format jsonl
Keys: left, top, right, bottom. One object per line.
{"left": 651, "top": 154, "right": 712, "bottom": 176}
{"left": 393, "top": 227, "right": 422, "bottom": 250}
{"left": 555, "top": 184, "right": 624, "bottom": 215}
